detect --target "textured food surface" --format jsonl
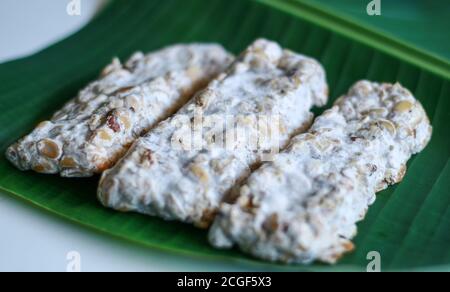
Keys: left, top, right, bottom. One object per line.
{"left": 6, "top": 44, "right": 233, "bottom": 177}
{"left": 209, "top": 81, "right": 433, "bottom": 264}
{"left": 98, "top": 39, "right": 328, "bottom": 227}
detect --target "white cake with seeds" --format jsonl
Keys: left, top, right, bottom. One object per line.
{"left": 6, "top": 44, "right": 233, "bottom": 177}
{"left": 97, "top": 39, "right": 329, "bottom": 228}
{"left": 209, "top": 81, "right": 432, "bottom": 264}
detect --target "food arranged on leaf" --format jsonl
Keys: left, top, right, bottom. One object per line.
{"left": 6, "top": 39, "right": 432, "bottom": 264}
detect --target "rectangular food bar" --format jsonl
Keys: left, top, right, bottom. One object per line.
{"left": 98, "top": 39, "right": 329, "bottom": 228}
{"left": 209, "top": 81, "right": 432, "bottom": 264}
{"left": 6, "top": 44, "right": 233, "bottom": 177}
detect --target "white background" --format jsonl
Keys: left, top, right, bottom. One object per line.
{"left": 0, "top": 0, "right": 262, "bottom": 272}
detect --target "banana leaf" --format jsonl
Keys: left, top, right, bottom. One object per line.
{"left": 302, "top": 0, "right": 450, "bottom": 62}
{"left": 0, "top": 0, "right": 449, "bottom": 272}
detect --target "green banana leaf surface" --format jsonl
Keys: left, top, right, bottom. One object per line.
{"left": 304, "top": 0, "right": 450, "bottom": 62}
{"left": 0, "top": 0, "right": 449, "bottom": 271}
